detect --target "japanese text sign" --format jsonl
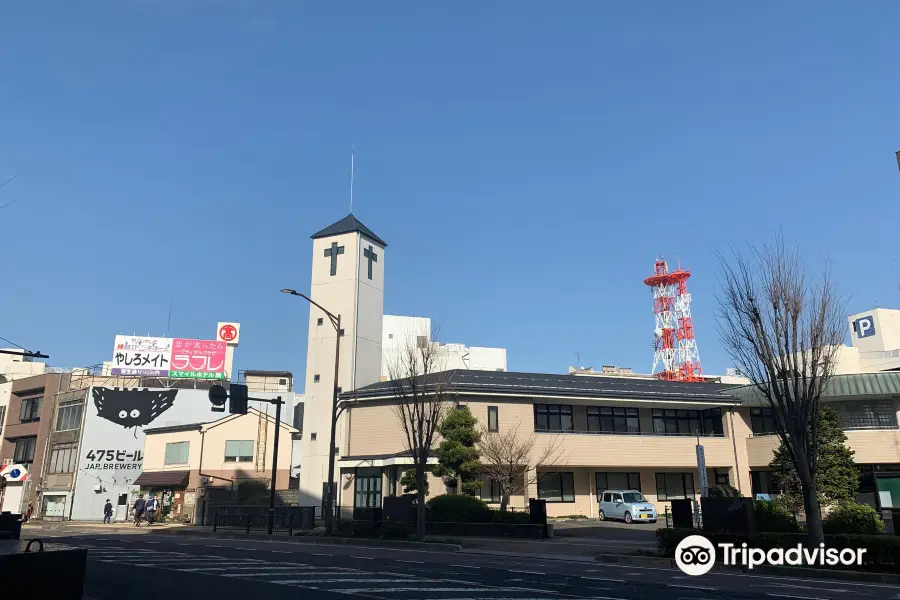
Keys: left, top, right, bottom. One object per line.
{"left": 111, "top": 335, "right": 226, "bottom": 379}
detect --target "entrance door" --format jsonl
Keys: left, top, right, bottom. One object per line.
{"left": 115, "top": 493, "right": 128, "bottom": 521}
{"left": 1, "top": 483, "right": 24, "bottom": 513}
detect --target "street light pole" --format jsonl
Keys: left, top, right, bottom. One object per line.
{"left": 268, "top": 396, "right": 282, "bottom": 535}
{"left": 281, "top": 288, "right": 342, "bottom": 534}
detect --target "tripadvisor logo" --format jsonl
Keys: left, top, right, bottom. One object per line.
{"left": 675, "top": 534, "right": 867, "bottom": 576}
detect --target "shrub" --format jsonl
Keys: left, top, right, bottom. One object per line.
{"left": 488, "top": 510, "right": 531, "bottom": 524}
{"left": 754, "top": 499, "right": 800, "bottom": 533}
{"left": 380, "top": 520, "right": 410, "bottom": 540}
{"left": 707, "top": 484, "right": 742, "bottom": 498}
{"left": 656, "top": 528, "right": 900, "bottom": 573}
{"left": 426, "top": 494, "right": 490, "bottom": 523}
{"left": 823, "top": 502, "right": 885, "bottom": 535}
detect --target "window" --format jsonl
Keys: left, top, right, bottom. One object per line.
{"left": 651, "top": 408, "right": 723, "bottom": 436}
{"left": 833, "top": 400, "right": 898, "bottom": 430}
{"left": 278, "top": 378, "right": 287, "bottom": 385}
{"left": 750, "top": 407, "right": 777, "bottom": 435}
{"left": 48, "top": 442, "right": 78, "bottom": 474}
{"left": 416, "top": 335, "right": 427, "bottom": 349}
{"left": 596, "top": 472, "right": 641, "bottom": 497}
{"left": 224, "top": 440, "right": 253, "bottom": 462}
{"left": 55, "top": 402, "right": 83, "bottom": 432}
{"left": 388, "top": 333, "right": 394, "bottom": 339}
{"left": 480, "top": 479, "right": 502, "bottom": 503}
{"left": 751, "top": 470, "right": 777, "bottom": 496}
{"left": 587, "top": 407, "right": 640, "bottom": 434}
{"left": 293, "top": 403, "right": 304, "bottom": 432}
{"left": 339, "top": 329, "right": 345, "bottom": 337}
{"left": 164, "top": 441, "right": 190, "bottom": 465}
{"left": 314, "top": 374, "right": 320, "bottom": 383}
{"left": 537, "top": 472, "right": 575, "bottom": 502}
{"left": 0, "top": 406, "right": 6, "bottom": 430}
{"left": 487, "top": 406, "right": 499, "bottom": 432}
{"left": 702, "top": 408, "right": 724, "bottom": 436}
{"left": 534, "top": 404, "right": 574, "bottom": 432}
{"left": 13, "top": 437, "right": 37, "bottom": 464}
{"left": 354, "top": 474, "right": 382, "bottom": 508}
{"left": 655, "top": 472, "right": 696, "bottom": 500}
{"left": 714, "top": 468, "right": 730, "bottom": 486}
{"left": 317, "top": 318, "right": 323, "bottom": 326}
{"left": 310, "top": 432, "right": 317, "bottom": 441}
{"left": 19, "top": 396, "right": 42, "bottom": 422}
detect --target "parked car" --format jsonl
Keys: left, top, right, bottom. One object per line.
{"left": 598, "top": 489, "right": 657, "bottom": 524}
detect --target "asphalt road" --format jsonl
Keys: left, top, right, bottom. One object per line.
{"left": 35, "top": 530, "right": 897, "bottom": 600}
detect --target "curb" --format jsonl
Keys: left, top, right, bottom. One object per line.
{"left": 151, "top": 528, "right": 462, "bottom": 552}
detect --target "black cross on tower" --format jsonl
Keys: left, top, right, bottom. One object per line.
{"left": 324, "top": 241, "right": 345, "bottom": 276}
{"left": 363, "top": 245, "right": 378, "bottom": 280}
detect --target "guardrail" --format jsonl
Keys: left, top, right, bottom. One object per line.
{"left": 213, "top": 509, "right": 295, "bottom": 535}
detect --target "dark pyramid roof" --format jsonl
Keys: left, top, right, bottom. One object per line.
{"left": 311, "top": 214, "right": 387, "bottom": 247}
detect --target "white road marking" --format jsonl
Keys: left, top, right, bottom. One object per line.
{"left": 332, "top": 588, "right": 491, "bottom": 593}
{"left": 509, "top": 570, "right": 545, "bottom": 575}
{"left": 668, "top": 584, "right": 718, "bottom": 591}
{"left": 766, "top": 595, "right": 824, "bottom": 600}
{"left": 449, "top": 564, "right": 480, "bottom": 569}
{"left": 582, "top": 576, "right": 625, "bottom": 583}
{"left": 760, "top": 583, "right": 847, "bottom": 592}
{"left": 179, "top": 565, "right": 316, "bottom": 572}
{"left": 267, "top": 550, "right": 292, "bottom": 554}
{"left": 349, "top": 556, "right": 374, "bottom": 560}
{"left": 395, "top": 559, "right": 424, "bottom": 564}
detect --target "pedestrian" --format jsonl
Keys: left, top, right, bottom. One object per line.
{"left": 133, "top": 494, "right": 146, "bottom": 526}
{"left": 103, "top": 499, "right": 113, "bottom": 524}
{"left": 23, "top": 500, "right": 34, "bottom": 523}
{"left": 144, "top": 495, "right": 159, "bottom": 526}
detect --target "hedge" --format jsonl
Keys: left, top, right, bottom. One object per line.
{"left": 823, "top": 502, "right": 885, "bottom": 535}
{"left": 657, "top": 528, "right": 900, "bottom": 573}
{"left": 425, "top": 494, "right": 531, "bottom": 524}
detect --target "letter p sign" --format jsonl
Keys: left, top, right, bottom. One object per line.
{"left": 855, "top": 316, "right": 875, "bottom": 339}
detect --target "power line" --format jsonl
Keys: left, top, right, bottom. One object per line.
{"left": 0, "top": 335, "right": 25, "bottom": 349}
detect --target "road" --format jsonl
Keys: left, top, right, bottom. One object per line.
{"left": 34, "top": 530, "right": 896, "bottom": 600}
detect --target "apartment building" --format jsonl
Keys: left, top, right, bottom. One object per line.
{"left": 138, "top": 408, "right": 297, "bottom": 523}
{"left": 337, "top": 370, "right": 900, "bottom": 518}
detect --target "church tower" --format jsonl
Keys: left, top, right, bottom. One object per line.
{"left": 298, "top": 214, "right": 386, "bottom": 508}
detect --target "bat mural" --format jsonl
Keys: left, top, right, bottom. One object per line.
{"left": 92, "top": 388, "right": 178, "bottom": 432}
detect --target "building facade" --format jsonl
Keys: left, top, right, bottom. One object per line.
{"left": 138, "top": 408, "right": 297, "bottom": 523}
{"left": 337, "top": 370, "right": 900, "bottom": 519}
{"left": 381, "top": 315, "right": 507, "bottom": 378}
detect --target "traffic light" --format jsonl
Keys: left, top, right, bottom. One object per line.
{"left": 229, "top": 383, "right": 249, "bottom": 415}
{"left": 208, "top": 385, "right": 227, "bottom": 413}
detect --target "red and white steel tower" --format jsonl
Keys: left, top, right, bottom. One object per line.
{"left": 643, "top": 257, "right": 704, "bottom": 382}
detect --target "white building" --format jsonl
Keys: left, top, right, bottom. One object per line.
{"left": 297, "top": 214, "right": 386, "bottom": 511}
{"left": 380, "top": 315, "right": 507, "bottom": 379}
{"left": 833, "top": 308, "right": 900, "bottom": 374}
{"left": 0, "top": 350, "right": 47, "bottom": 438}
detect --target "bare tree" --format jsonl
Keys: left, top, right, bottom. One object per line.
{"left": 386, "top": 332, "right": 454, "bottom": 539}
{"left": 716, "top": 234, "right": 844, "bottom": 544}
{"left": 478, "top": 421, "right": 564, "bottom": 512}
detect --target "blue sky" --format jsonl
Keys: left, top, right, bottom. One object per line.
{"left": 1, "top": 2, "right": 899, "bottom": 379}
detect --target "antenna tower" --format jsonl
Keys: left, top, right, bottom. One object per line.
{"left": 643, "top": 257, "right": 703, "bottom": 382}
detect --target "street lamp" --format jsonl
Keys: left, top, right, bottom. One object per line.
{"left": 281, "top": 288, "right": 341, "bottom": 534}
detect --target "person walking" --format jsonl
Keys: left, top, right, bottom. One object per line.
{"left": 133, "top": 494, "right": 146, "bottom": 526}
{"left": 23, "top": 501, "right": 34, "bottom": 523}
{"left": 103, "top": 499, "right": 113, "bottom": 524}
{"left": 144, "top": 495, "right": 159, "bottom": 526}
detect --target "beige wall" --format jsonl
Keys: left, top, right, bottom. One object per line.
{"left": 143, "top": 411, "right": 296, "bottom": 489}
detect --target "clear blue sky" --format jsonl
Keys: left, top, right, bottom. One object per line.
{"left": 2, "top": 2, "right": 899, "bottom": 379}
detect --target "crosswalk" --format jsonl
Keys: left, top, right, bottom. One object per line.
{"left": 81, "top": 544, "right": 580, "bottom": 599}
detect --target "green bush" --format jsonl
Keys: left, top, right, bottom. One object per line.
{"left": 754, "top": 499, "right": 800, "bottom": 533}
{"left": 657, "top": 528, "right": 900, "bottom": 573}
{"left": 426, "top": 494, "right": 490, "bottom": 523}
{"left": 488, "top": 510, "right": 531, "bottom": 524}
{"left": 707, "top": 484, "right": 742, "bottom": 498}
{"left": 823, "top": 502, "right": 885, "bottom": 535}
{"left": 379, "top": 520, "right": 410, "bottom": 540}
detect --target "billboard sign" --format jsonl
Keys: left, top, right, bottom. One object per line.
{"left": 111, "top": 335, "right": 226, "bottom": 380}
{"left": 169, "top": 338, "right": 226, "bottom": 379}
{"left": 217, "top": 322, "right": 240, "bottom": 344}
{"left": 111, "top": 335, "right": 172, "bottom": 376}
{"left": 854, "top": 315, "right": 876, "bottom": 339}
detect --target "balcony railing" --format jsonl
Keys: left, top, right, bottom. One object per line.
{"left": 534, "top": 428, "right": 725, "bottom": 438}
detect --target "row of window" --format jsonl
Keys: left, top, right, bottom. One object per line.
{"left": 1, "top": 398, "right": 83, "bottom": 430}
{"left": 750, "top": 400, "right": 899, "bottom": 435}
{"left": 533, "top": 404, "right": 725, "bottom": 436}
{"left": 163, "top": 440, "right": 256, "bottom": 465}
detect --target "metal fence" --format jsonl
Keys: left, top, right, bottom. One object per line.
{"left": 212, "top": 507, "right": 314, "bottom": 534}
